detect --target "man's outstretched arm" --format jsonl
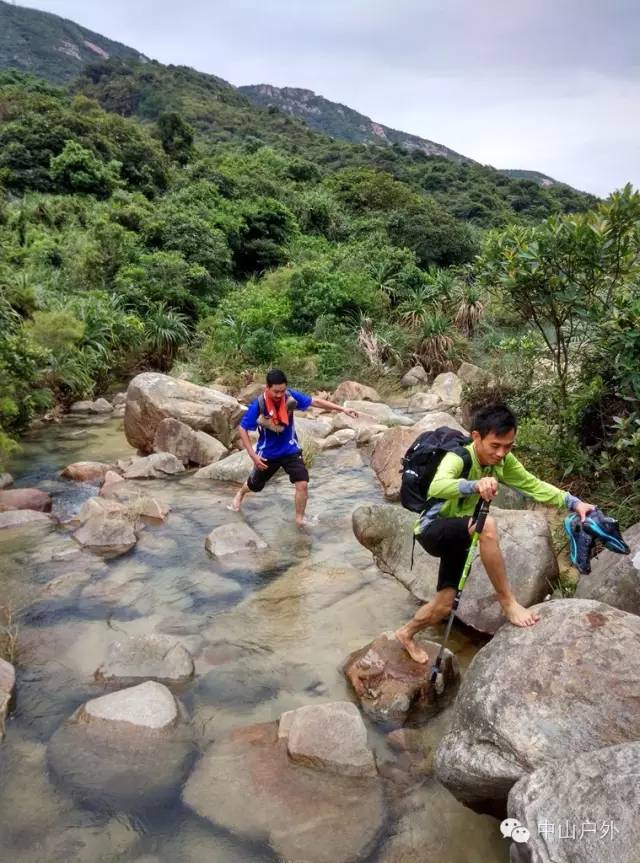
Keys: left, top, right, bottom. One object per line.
{"left": 311, "top": 397, "right": 358, "bottom": 418}
{"left": 501, "top": 454, "right": 595, "bottom": 521}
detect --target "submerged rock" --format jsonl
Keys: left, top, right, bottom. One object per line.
{"left": 508, "top": 742, "right": 640, "bottom": 863}
{"left": 352, "top": 504, "right": 555, "bottom": 635}
{"left": 95, "top": 635, "right": 194, "bottom": 686}
{"left": 575, "top": 521, "right": 640, "bottom": 614}
{"left": 60, "top": 461, "right": 113, "bottom": 482}
{"left": 0, "top": 510, "right": 51, "bottom": 529}
{"left": 48, "top": 681, "right": 193, "bottom": 809}
{"left": 124, "top": 372, "right": 243, "bottom": 452}
{"left": 205, "top": 523, "right": 268, "bottom": 557}
{"left": 434, "top": 599, "right": 640, "bottom": 814}
{"left": 182, "top": 720, "right": 385, "bottom": 863}
{"left": 344, "top": 631, "right": 459, "bottom": 727}
{"left": 280, "top": 701, "right": 377, "bottom": 777}
{"left": 73, "top": 511, "right": 137, "bottom": 557}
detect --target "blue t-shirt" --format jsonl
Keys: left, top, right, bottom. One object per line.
{"left": 240, "top": 388, "right": 313, "bottom": 460}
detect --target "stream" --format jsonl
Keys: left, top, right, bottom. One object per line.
{"left": 0, "top": 412, "right": 508, "bottom": 862}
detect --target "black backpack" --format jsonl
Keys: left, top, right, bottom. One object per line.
{"left": 400, "top": 426, "right": 472, "bottom": 513}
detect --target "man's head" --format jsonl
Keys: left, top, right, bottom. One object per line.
{"left": 266, "top": 368, "right": 288, "bottom": 400}
{"left": 470, "top": 404, "right": 517, "bottom": 466}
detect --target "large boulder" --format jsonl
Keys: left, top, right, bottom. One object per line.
{"left": 124, "top": 373, "right": 243, "bottom": 452}
{"left": 48, "top": 681, "right": 193, "bottom": 809}
{"left": 73, "top": 511, "right": 137, "bottom": 557}
{"left": 122, "top": 452, "right": 185, "bottom": 479}
{"left": 95, "top": 635, "right": 194, "bottom": 686}
{"left": 412, "top": 410, "right": 467, "bottom": 434}
{"left": 434, "top": 599, "right": 640, "bottom": 814}
{"left": 194, "top": 451, "right": 253, "bottom": 484}
{"left": 352, "top": 504, "right": 556, "bottom": 634}
{"left": 370, "top": 427, "right": 419, "bottom": 500}
{"left": 407, "top": 392, "right": 443, "bottom": 414}
{"left": 508, "top": 742, "right": 640, "bottom": 863}
{"left": 331, "top": 380, "right": 381, "bottom": 404}
{"left": 343, "top": 401, "right": 413, "bottom": 427}
{"left": 280, "top": 702, "right": 377, "bottom": 778}
{"left": 60, "top": 461, "right": 114, "bottom": 483}
{"left": 295, "top": 417, "right": 333, "bottom": 440}
{"left": 344, "top": 632, "right": 459, "bottom": 727}
{"left": 153, "top": 417, "right": 228, "bottom": 466}
{"left": 574, "top": 521, "right": 640, "bottom": 614}
{"left": 0, "top": 488, "right": 52, "bottom": 512}
{"left": 457, "top": 362, "right": 490, "bottom": 388}
{"left": 237, "top": 381, "right": 264, "bottom": 404}
{"left": 430, "top": 372, "right": 463, "bottom": 407}
{"left": 400, "top": 365, "right": 428, "bottom": 388}
{"left": 205, "top": 523, "right": 267, "bottom": 557}
{"left": 0, "top": 658, "right": 15, "bottom": 739}
{"left": 321, "top": 428, "right": 357, "bottom": 449}
{"left": 182, "top": 720, "right": 385, "bottom": 863}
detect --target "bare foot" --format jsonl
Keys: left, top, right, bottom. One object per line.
{"left": 228, "top": 492, "right": 243, "bottom": 513}
{"left": 395, "top": 628, "right": 430, "bottom": 663}
{"left": 296, "top": 514, "right": 318, "bottom": 527}
{"left": 501, "top": 598, "right": 541, "bottom": 627}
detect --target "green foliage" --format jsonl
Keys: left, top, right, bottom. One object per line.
{"left": 156, "top": 112, "right": 194, "bottom": 165}
{"left": 50, "top": 140, "right": 121, "bottom": 198}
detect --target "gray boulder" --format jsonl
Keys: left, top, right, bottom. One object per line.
{"left": 95, "top": 635, "right": 194, "bottom": 685}
{"left": 321, "top": 428, "right": 357, "bottom": 449}
{"left": 407, "top": 392, "right": 443, "bottom": 413}
{"left": 280, "top": 701, "right": 377, "bottom": 777}
{"left": 400, "top": 365, "right": 428, "bottom": 388}
{"left": 0, "top": 510, "right": 51, "bottom": 529}
{"left": 182, "top": 720, "right": 385, "bottom": 863}
{"left": 457, "top": 362, "right": 490, "bottom": 388}
{"left": 73, "top": 511, "right": 137, "bottom": 557}
{"left": 352, "top": 504, "right": 556, "bottom": 634}
{"left": 153, "top": 417, "right": 228, "bottom": 466}
{"left": 122, "top": 452, "right": 185, "bottom": 479}
{"left": 343, "top": 401, "right": 414, "bottom": 427}
{"left": 124, "top": 372, "right": 243, "bottom": 452}
{"left": 331, "top": 380, "right": 381, "bottom": 403}
{"left": 70, "top": 398, "right": 113, "bottom": 414}
{"left": 48, "top": 681, "right": 193, "bottom": 809}
{"left": 430, "top": 372, "right": 463, "bottom": 407}
{"left": 205, "top": 523, "right": 267, "bottom": 557}
{"left": 412, "top": 410, "right": 467, "bottom": 433}
{"left": 575, "top": 521, "right": 640, "bottom": 614}
{"left": 434, "top": 599, "right": 640, "bottom": 813}
{"left": 508, "top": 742, "right": 640, "bottom": 863}
{"left": 195, "top": 451, "right": 253, "bottom": 484}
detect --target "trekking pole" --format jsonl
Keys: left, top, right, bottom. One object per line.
{"left": 430, "top": 498, "right": 491, "bottom": 695}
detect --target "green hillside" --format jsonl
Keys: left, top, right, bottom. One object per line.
{"left": 0, "top": 0, "right": 146, "bottom": 84}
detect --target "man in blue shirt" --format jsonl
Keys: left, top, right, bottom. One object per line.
{"left": 230, "top": 368, "right": 359, "bottom": 525}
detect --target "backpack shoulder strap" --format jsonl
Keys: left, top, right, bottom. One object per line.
{"left": 257, "top": 394, "right": 266, "bottom": 415}
{"left": 455, "top": 445, "right": 473, "bottom": 480}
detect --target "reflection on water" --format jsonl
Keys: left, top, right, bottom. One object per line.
{"left": 0, "top": 415, "right": 507, "bottom": 862}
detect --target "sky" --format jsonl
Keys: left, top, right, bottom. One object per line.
{"left": 18, "top": 0, "right": 640, "bottom": 196}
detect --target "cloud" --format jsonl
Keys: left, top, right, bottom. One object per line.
{"left": 18, "top": 0, "right": 640, "bottom": 195}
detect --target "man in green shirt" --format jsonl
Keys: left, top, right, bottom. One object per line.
{"left": 395, "top": 404, "right": 595, "bottom": 663}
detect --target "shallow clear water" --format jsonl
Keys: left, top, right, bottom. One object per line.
{"left": 0, "top": 415, "right": 507, "bottom": 862}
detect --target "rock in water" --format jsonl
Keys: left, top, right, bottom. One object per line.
{"left": 194, "top": 451, "right": 253, "bottom": 484}
{"left": 60, "top": 462, "right": 113, "bottom": 482}
{"left": 48, "top": 681, "right": 193, "bottom": 809}
{"left": 434, "top": 599, "right": 640, "bottom": 814}
{"left": 122, "top": 453, "right": 185, "bottom": 479}
{"left": 331, "top": 380, "right": 381, "bottom": 404}
{"left": 575, "top": 521, "right": 640, "bottom": 614}
{"left": 153, "top": 417, "right": 228, "bottom": 466}
{"left": 182, "top": 720, "right": 385, "bottom": 863}
{"left": 0, "top": 658, "right": 15, "bottom": 739}
{"left": 73, "top": 511, "right": 137, "bottom": 557}
{"left": 0, "top": 488, "right": 52, "bottom": 512}
{"left": 205, "top": 523, "right": 267, "bottom": 557}
{"left": 124, "top": 372, "right": 243, "bottom": 452}
{"left": 352, "top": 504, "right": 555, "bottom": 635}
{"left": 95, "top": 635, "right": 194, "bottom": 686}
{"left": 280, "top": 702, "right": 377, "bottom": 777}
{"left": 508, "top": 742, "right": 640, "bottom": 863}
{"left": 344, "top": 632, "right": 459, "bottom": 727}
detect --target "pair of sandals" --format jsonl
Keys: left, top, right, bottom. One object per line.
{"left": 564, "top": 507, "right": 630, "bottom": 574}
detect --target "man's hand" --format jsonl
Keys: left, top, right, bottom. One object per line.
{"left": 575, "top": 501, "right": 596, "bottom": 522}
{"left": 475, "top": 476, "right": 498, "bottom": 501}
{"left": 252, "top": 454, "right": 268, "bottom": 471}
{"left": 343, "top": 408, "right": 359, "bottom": 419}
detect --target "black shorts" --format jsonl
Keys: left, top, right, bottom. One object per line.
{"left": 246, "top": 452, "right": 309, "bottom": 492}
{"left": 417, "top": 517, "right": 472, "bottom": 592}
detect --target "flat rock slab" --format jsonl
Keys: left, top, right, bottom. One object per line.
{"left": 508, "top": 742, "right": 640, "bottom": 863}
{"left": 205, "top": 523, "right": 268, "bottom": 557}
{"left": 575, "top": 521, "right": 640, "bottom": 614}
{"left": 48, "top": 681, "right": 193, "bottom": 809}
{"left": 0, "top": 488, "right": 52, "bottom": 512}
{"left": 434, "top": 599, "right": 640, "bottom": 814}
{"left": 0, "top": 510, "right": 51, "bottom": 529}
{"left": 280, "top": 701, "right": 377, "bottom": 777}
{"left": 96, "top": 635, "right": 194, "bottom": 686}
{"left": 182, "top": 721, "right": 386, "bottom": 863}
{"left": 353, "top": 504, "right": 555, "bottom": 635}
{"left": 344, "top": 632, "right": 459, "bottom": 727}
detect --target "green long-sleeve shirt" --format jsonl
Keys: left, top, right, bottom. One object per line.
{"left": 415, "top": 442, "right": 577, "bottom": 534}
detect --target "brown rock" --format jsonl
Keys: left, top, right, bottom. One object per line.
{"left": 124, "top": 372, "right": 243, "bottom": 452}
{"left": 370, "top": 427, "right": 419, "bottom": 500}
{"left": 331, "top": 380, "right": 381, "bottom": 404}
{"left": 237, "top": 381, "right": 264, "bottom": 404}
{"left": 344, "top": 632, "right": 459, "bottom": 727}
{"left": 0, "top": 488, "right": 52, "bottom": 513}
{"left": 60, "top": 461, "right": 113, "bottom": 482}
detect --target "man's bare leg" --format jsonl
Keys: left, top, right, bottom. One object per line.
{"left": 230, "top": 482, "right": 251, "bottom": 512}
{"left": 294, "top": 480, "right": 309, "bottom": 526}
{"left": 395, "top": 587, "right": 457, "bottom": 663}
{"left": 479, "top": 515, "right": 540, "bottom": 627}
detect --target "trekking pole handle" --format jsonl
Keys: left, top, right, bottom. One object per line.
{"left": 474, "top": 499, "right": 491, "bottom": 534}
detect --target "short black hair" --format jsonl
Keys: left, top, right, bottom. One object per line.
{"left": 471, "top": 404, "right": 517, "bottom": 438}
{"left": 266, "top": 368, "right": 288, "bottom": 386}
